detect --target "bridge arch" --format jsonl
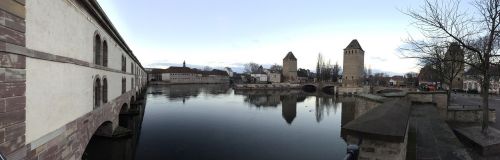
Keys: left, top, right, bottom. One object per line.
{"left": 302, "top": 84, "right": 317, "bottom": 92}
{"left": 82, "top": 121, "right": 114, "bottom": 159}
{"left": 321, "top": 86, "right": 336, "bottom": 94}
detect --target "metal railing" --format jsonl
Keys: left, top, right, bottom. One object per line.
{"left": 343, "top": 144, "right": 360, "bottom": 160}
{"left": 0, "top": 152, "right": 6, "bottom": 160}
{"left": 343, "top": 138, "right": 362, "bottom": 160}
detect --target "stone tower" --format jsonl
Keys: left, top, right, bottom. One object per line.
{"left": 343, "top": 39, "right": 365, "bottom": 87}
{"left": 283, "top": 51, "right": 298, "bottom": 82}
{"left": 445, "top": 42, "right": 465, "bottom": 90}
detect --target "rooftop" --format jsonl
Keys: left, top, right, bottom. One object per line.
{"left": 283, "top": 51, "right": 297, "bottom": 61}
{"left": 344, "top": 39, "right": 364, "bottom": 51}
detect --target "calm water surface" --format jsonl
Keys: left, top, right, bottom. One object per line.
{"left": 86, "top": 84, "right": 353, "bottom": 160}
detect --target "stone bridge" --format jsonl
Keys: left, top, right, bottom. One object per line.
{"left": 300, "top": 82, "right": 338, "bottom": 93}
{"left": 0, "top": 0, "right": 149, "bottom": 160}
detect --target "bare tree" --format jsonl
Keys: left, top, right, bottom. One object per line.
{"left": 269, "top": 64, "right": 283, "bottom": 73}
{"left": 203, "top": 66, "right": 213, "bottom": 71}
{"left": 332, "top": 62, "right": 342, "bottom": 83}
{"left": 403, "top": 42, "right": 464, "bottom": 103}
{"left": 244, "top": 62, "right": 260, "bottom": 73}
{"left": 404, "top": 0, "right": 500, "bottom": 133}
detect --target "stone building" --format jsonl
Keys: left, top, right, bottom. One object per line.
{"left": 0, "top": 0, "right": 148, "bottom": 159}
{"left": 343, "top": 39, "right": 365, "bottom": 87}
{"left": 444, "top": 42, "right": 465, "bottom": 90}
{"left": 161, "top": 66, "right": 229, "bottom": 84}
{"left": 282, "top": 51, "right": 298, "bottom": 82}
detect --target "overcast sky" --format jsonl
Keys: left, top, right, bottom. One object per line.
{"left": 97, "top": 0, "right": 431, "bottom": 74}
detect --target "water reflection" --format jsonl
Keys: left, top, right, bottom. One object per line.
{"left": 87, "top": 84, "right": 368, "bottom": 160}
{"left": 235, "top": 89, "right": 340, "bottom": 124}
{"left": 149, "top": 84, "right": 231, "bottom": 103}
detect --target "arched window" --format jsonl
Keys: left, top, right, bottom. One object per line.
{"left": 103, "top": 78, "right": 108, "bottom": 103}
{"left": 102, "top": 41, "right": 108, "bottom": 67}
{"left": 94, "top": 77, "right": 101, "bottom": 108}
{"left": 122, "top": 77, "right": 126, "bottom": 94}
{"left": 94, "top": 34, "right": 101, "bottom": 65}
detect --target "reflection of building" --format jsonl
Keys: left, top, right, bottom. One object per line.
{"left": 343, "top": 39, "right": 364, "bottom": 87}
{"left": 283, "top": 52, "right": 298, "bottom": 82}
{"left": 281, "top": 95, "right": 297, "bottom": 124}
{"left": 161, "top": 65, "right": 229, "bottom": 84}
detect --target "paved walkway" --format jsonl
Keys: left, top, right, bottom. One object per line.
{"left": 408, "top": 104, "right": 472, "bottom": 160}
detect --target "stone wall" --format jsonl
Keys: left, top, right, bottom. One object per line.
{"left": 0, "top": 1, "right": 27, "bottom": 159}
{"left": 353, "top": 94, "right": 386, "bottom": 119}
{"left": 345, "top": 130, "right": 408, "bottom": 160}
{"left": 447, "top": 108, "right": 496, "bottom": 123}
{"left": 25, "top": 89, "right": 140, "bottom": 160}
{"left": 407, "top": 91, "right": 448, "bottom": 109}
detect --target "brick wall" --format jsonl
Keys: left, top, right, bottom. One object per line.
{"left": 0, "top": 0, "right": 27, "bottom": 159}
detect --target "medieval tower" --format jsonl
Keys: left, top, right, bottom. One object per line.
{"left": 283, "top": 51, "right": 298, "bottom": 82}
{"left": 343, "top": 39, "right": 365, "bottom": 87}
{"left": 445, "top": 42, "right": 465, "bottom": 90}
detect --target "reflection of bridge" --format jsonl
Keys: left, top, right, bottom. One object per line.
{"left": 300, "top": 82, "right": 339, "bottom": 93}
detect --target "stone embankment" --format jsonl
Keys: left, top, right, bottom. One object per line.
{"left": 234, "top": 83, "right": 301, "bottom": 90}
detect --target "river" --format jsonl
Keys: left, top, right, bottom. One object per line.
{"left": 85, "top": 84, "right": 355, "bottom": 160}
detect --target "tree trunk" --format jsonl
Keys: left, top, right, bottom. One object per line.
{"left": 447, "top": 80, "right": 452, "bottom": 105}
{"left": 481, "top": 73, "right": 490, "bottom": 134}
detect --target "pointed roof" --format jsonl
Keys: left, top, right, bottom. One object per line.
{"left": 283, "top": 51, "right": 297, "bottom": 60}
{"left": 344, "top": 39, "right": 364, "bottom": 51}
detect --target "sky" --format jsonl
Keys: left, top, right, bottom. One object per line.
{"left": 97, "top": 0, "right": 426, "bottom": 75}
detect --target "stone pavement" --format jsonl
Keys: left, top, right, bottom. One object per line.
{"left": 408, "top": 104, "right": 472, "bottom": 160}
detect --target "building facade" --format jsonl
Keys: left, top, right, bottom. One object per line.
{"left": 161, "top": 67, "right": 229, "bottom": 84}
{"left": 0, "top": 0, "right": 148, "bottom": 159}
{"left": 342, "top": 39, "right": 365, "bottom": 87}
{"left": 282, "top": 52, "right": 297, "bottom": 82}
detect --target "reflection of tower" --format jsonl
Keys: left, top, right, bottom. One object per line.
{"left": 341, "top": 101, "right": 356, "bottom": 126}
{"left": 315, "top": 97, "right": 322, "bottom": 122}
{"left": 281, "top": 95, "right": 297, "bottom": 124}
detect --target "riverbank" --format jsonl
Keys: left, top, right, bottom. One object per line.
{"left": 149, "top": 81, "right": 230, "bottom": 85}
{"left": 233, "top": 83, "right": 301, "bottom": 90}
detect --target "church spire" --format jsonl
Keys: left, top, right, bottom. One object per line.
{"left": 183, "top": 61, "right": 186, "bottom": 67}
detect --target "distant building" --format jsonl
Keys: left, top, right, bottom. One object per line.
{"left": 146, "top": 68, "right": 165, "bottom": 81}
{"left": 342, "top": 39, "right": 365, "bottom": 87}
{"left": 265, "top": 70, "right": 281, "bottom": 83}
{"left": 389, "top": 76, "right": 404, "bottom": 87}
{"left": 463, "top": 65, "right": 500, "bottom": 94}
{"left": 161, "top": 65, "right": 229, "bottom": 84}
{"left": 250, "top": 65, "right": 268, "bottom": 83}
{"left": 283, "top": 52, "right": 298, "bottom": 82}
